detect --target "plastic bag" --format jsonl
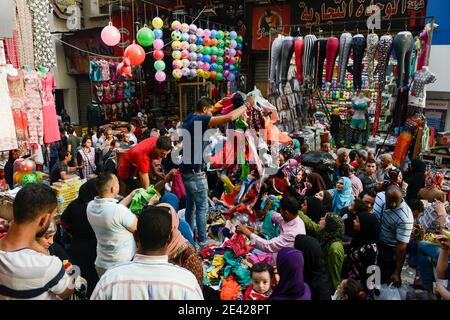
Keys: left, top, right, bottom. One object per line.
{"left": 373, "top": 283, "right": 401, "bottom": 300}
{"left": 129, "top": 185, "right": 161, "bottom": 215}
{"left": 301, "top": 151, "right": 336, "bottom": 171}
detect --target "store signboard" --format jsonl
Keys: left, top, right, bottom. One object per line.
{"left": 424, "top": 109, "right": 446, "bottom": 133}
{"left": 0, "top": 0, "right": 14, "bottom": 39}
{"left": 425, "top": 100, "right": 449, "bottom": 110}
{"left": 251, "top": 5, "right": 292, "bottom": 51}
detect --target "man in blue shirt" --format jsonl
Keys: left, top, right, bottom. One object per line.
{"left": 180, "top": 96, "right": 250, "bottom": 248}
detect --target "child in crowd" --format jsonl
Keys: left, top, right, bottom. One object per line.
{"left": 333, "top": 278, "right": 367, "bottom": 300}
{"left": 242, "top": 262, "right": 274, "bottom": 300}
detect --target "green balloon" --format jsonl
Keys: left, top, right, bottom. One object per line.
{"left": 217, "top": 40, "right": 225, "bottom": 48}
{"left": 216, "top": 65, "right": 223, "bottom": 72}
{"left": 35, "top": 171, "right": 45, "bottom": 183}
{"left": 203, "top": 47, "right": 211, "bottom": 55}
{"left": 196, "top": 45, "right": 204, "bottom": 53}
{"left": 216, "top": 73, "right": 223, "bottom": 81}
{"left": 217, "top": 49, "right": 224, "bottom": 57}
{"left": 217, "top": 57, "right": 224, "bottom": 64}
{"left": 236, "top": 36, "right": 243, "bottom": 43}
{"left": 225, "top": 40, "right": 231, "bottom": 48}
{"left": 224, "top": 31, "right": 231, "bottom": 40}
{"left": 210, "top": 46, "right": 218, "bottom": 55}
{"left": 216, "top": 30, "right": 224, "bottom": 40}
{"left": 137, "top": 26, "right": 155, "bottom": 47}
{"left": 154, "top": 60, "right": 166, "bottom": 71}
{"left": 22, "top": 173, "right": 38, "bottom": 186}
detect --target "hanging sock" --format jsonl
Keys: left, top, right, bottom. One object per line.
{"left": 302, "top": 34, "right": 317, "bottom": 83}
{"left": 325, "top": 37, "right": 339, "bottom": 83}
{"left": 294, "top": 38, "right": 304, "bottom": 84}
{"left": 347, "top": 35, "right": 366, "bottom": 90}
{"left": 338, "top": 32, "right": 352, "bottom": 88}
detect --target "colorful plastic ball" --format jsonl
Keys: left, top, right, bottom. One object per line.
{"left": 189, "top": 52, "right": 198, "bottom": 61}
{"left": 230, "top": 49, "right": 237, "bottom": 57}
{"left": 196, "top": 28, "right": 204, "bottom": 37}
{"left": 189, "top": 61, "right": 198, "bottom": 69}
{"left": 101, "top": 22, "right": 121, "bottom": 46}
{"left": 124, "top": 41, "right": 146, "bottom": 65}
{"left": 217, "top": 48, "right": 224, "bottom": 57}
{"left": 217, "top": 40, "right": 225, "bottom": 48}
{"left": 171, "top": 20, "right": 181, "bottom": 31}
{"left": 181, "top": 59, "right": 190, "bottom": 68}
{"left": 155, "top": 71, "right": 166, "bottom": 82}
{"left": 210, "top": 63, "right": 218, "bottom": 71}
{"left": 173, "top": 69, "right": 183, "bottom": 79}
{"left": 136, "top": 25, "right": 155, "bottom": 47}
{"left": 172, "top": 41, "right": 182, "bottom": 50}
{"left": 181, "top": 41, "right": 189, "bottom": 51}
{"left": 197, "top": 69, "right": 204, "bottom": 78}
{"left": 236, "top": 57, "right": 241, "bottom": 64}
{"left": 225, "top": 40, "right": 231, "bottom": 48}
{"left": 236, "top": 36, "right": 243, "bottom": 43}
{"left": 217, "top": 57, "right": 224, "bottom": 65}
{"left": 229, "top": 64, "right": 236, "bottom": 71}
{"left": 202, "top": 63, "right": 210, "bottom": 71}
{"left": 224, "top": 31, "right": 231, "bottom": 40}
{"left": 172, "top": 50, "right": 182, "bottom": 60}
{"left": 203, "top": 38, "right": 211, "bottom": 47}
{"left": 181, "top": 50, "right": 190, "bottom": 59}
{"left": 211, "top": 39, "right": 219, "bottom": 46}
{"left": 153, "top": 39, "right": 164, "bottom": 50}
{"left": 197, "top": 53, "right": 203, "bottom": 61}
{"left": 154, "top": 60, "right": 166, "bottom": 72}
{"left": 181, "top": 33, "right": 190, "bottom": 42}
{"left": 203, "top": 29, "right": 211, "bottom": 38}
{"left": 22, "top": 173, "right": 38, "bottom": 186}
{"left": 172, "top": 60, "right": 183, "bottom": 69}
{"left": 202, "top": 55, "right": 211, "bottom": 63}
{"left": 203, "top": 71, "right": 211, "bottom": 79}
{"left": 223, "top": 70, "right": 230, "bottom": 78}
{"left": 216, "top": 65, "right": 224, "bottom": 72}
{"left": 189, "top": 35, "right": 197, "bottom": 44}
{"left": 230, "top": 31, "right": 238, "bottom": 40}
{"left": 171, "top": 31, "right": 182, "bottom": 41}
{"left": 21, "top": 159, "right": 36, "bottom": 173}
{"left": 230, "top": 40, "right": 237, "bottom": 49}
{"left": 13, "top": 171, "right": 24, "bottom": 184}
{"left": 153, "top": 29, "right": 163, "bottom": 39}
{"left": 152, "top": 17, "right": 164, "bottom": 29}
{"left": 210, "top": 30, "right": 218, "bottom": 39}
{"left": 189, "top": 24, "right": 198, "bottom": 33}
{"left": 225, "top": 48, "right": 230, "bottom": 56}
{"left": 188, "top": 44, "right": 197, "bottom": 52}
{"left": 196, "top": 45, "right": 204, "bottom": 53}
{"left": 228, "top": 73, "right": 236, "bottom": 81}
{"left": 181, "top": 67, "right": 190, "bottom": 76}
{"left": 197, "top": 61, "right": 204, "bottom": 69}
{"left": 180, "top": 23, "right": 190, "bottom": 33}
{"left": 210, "top": 47, "right": 218, "bottom": 55}
{"left": 224, "top": 62, "right": 230, "bottom": 69}
{"left": 230, "top": 57, "right": 237, "bottom": 65}
{"left": 189, "top": 69, "right": 198, "bottom": 78}
{"left": 210, "top": 71, "right": 217, "bottom": 79}
{"left": 216, "top": 73, "right": 223, "bottom": 81}
{"left": 236, "top": 50, "right": 242, "bottom": 57}
{"left": 210, "top": 55, "right": 218, "bottom": 63}
{"left": 203, "top": 47, "right": 211, "bottom": 55}
{"left": 216, "top": 30, "right": 224, "bottom": 39}
{"left": 153, "top": 50, "right": 164, "bottom": 61}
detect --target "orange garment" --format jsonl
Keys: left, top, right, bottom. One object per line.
{"left": 264, "top": 118, "right": 292, "bottom": 144}
{"left": 220, "top": 276, "right": 242, "bottom": 300}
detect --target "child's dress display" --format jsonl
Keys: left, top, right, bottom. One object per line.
{"left": 23, "top": 70, "right": 44, "bottom": 145}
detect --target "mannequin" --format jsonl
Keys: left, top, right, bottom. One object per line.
{"left": 366, "top": 32, "right": 379, "bottom": 87}
{"left": 393, "top": 31, "right": 414, "bottom": 87}
{"left": 409, "top": 66, "right": 436, "bottom": 108}
{"left": 347, "top": 34, "right": 366, "bottom": 90}
{"left": 350, "top": 91, "right": 371, "bottom": 146}
{"left": 302, "top": 34, "right": 317, "bottom": 82}
{"left": 338, "top": 32, "right": 352, "bottom": 87}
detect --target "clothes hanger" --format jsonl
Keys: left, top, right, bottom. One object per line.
{"left": 37, "top": 66, "right": 47, "bottom": 76}
{"left": 23, "top": 65, "right": 33, "bottom": 72}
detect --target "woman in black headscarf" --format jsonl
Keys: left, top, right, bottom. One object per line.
{"left": 404, "top": 159, "right": 426, "bottom": 201}
{"left": 346, "top": 212, "right": 379, "bottom": 292}
{"left": 299, "top": 196, "right": 326, "bottom": 223}
{"left": 61, "top": 179, "right": 99, "bottom": 298}
{"left": 295, "top": 235, "right": 332, "bottom": 300}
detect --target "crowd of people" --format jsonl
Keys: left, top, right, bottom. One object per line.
{"left": 0, "top": 98, "right": 449, "bottom": 301}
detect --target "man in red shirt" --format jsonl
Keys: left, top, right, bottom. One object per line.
{"left": 118, "top": 136, "right": 172, "bottom": 195}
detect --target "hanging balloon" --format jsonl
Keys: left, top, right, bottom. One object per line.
{"left": 210, "top": 47, "right": 218, "bottom": 56}
{"left": 236, "top": 57, "right": 241, "bottom": 64}
{"left": 101, "top": 21, "right": 121, "bottom": 46}
{"left": 202, "top": 55, "right": 211, "bottom": 63}
{"left": 217, "top": 39, "right": 225, "bottom": 48}
{"left": 181, "top": 33, "right": 190, "bottom": 42}
{"left": 203, "top": 38, "right": 211, "bottom": 47}
{"left": 196, "top": 37, "right": 204, "bottom": 46}
{"left": 197, "top": 69, "right": 204, "bottom": 78}
{"left": 203, "top": 71, "right": 211, "bottom": 79}
{"left": 189, "top": 69, "right": 198, "bottom": 78}
{"left": 224, "top": 31, "right": 231, "bottom": 40}
{"left": 210, "top": 71, "right": 217, "bottom": 79}
{"left": 223, "top": 70, "right": 230, "bottom": 78}
{"left": 155, "top": 71, "right": 166, "bottom": 82}
{"left": 203, "top": 47, "right": 211, "bottom": 55}
{"left": 230, "top": 49, "right": 237, "bottom": 57}
{"left": 197, "top": 53, "right": 204, "bottom": 61}
{"left": 197, "top": 61, "right": 204, "bottom": 70}
{"left": 196, "top": 45, "right": 204, "bottom": 53}
{"left": 182, "top": 59, "right": 190, "bottom": 68}
{"left": 210, "top": 63, "right": 218, "bottom": 71}
{"left": 181, "top": 67, "right": 190, "bottom": 77}
{"left": 124, "top": 41, "right": 146, "bottom": 65}
{"left": 210, "top": 55, "right": 218, "bottom": 63}
{"left": 22, "top": 173, "right": 38, "bottom": 186}
{"left": 236, "top": 43, "right": 243, "bottom": 50}
{"left": 188, "top": 44, "right": 197, "bottom": 52}
{"left": 217, "top": 57, "right": 224, "bottom": 65}
{"left": 228, "top": 73, "right": 236, "bottom": 81}
{"left": 153, "top": 39, "right": 164, "bottom": 50}
{"left": 216, "top": 30, "right": 224, "bottom": 40}
{"left": 153, "top": 28, "right": 163, "bottom": 39}
{"left": 153, "top": 50, "right": 164, "bottom": 60}
{"left": 189, "top": 52, "right": 197, "bottom": 61}
{"left": 137, "top": 25, "right": 155, "bottom": 47}
{"left": 171, "top": 20, "right": 181, "bottom": 31}
{"left": 188, "top": 35, "right": 197, "bottom": 44}
{"left": 224, "top": 62, "right": 230, "bottom": 69}
{"left": 211, "top": 30, "right": 218, "bottom": 39}
{"left": 236, "top": 36, "right": 243, "bottom": 43}
{"left": 230, "top": 31, "right": 238, "bottom": 40}
{"left": 172, "top": 60, "right": 183, "bottom": 69}
{"left": 189, "top": 24, "right": 198, "bottom": 33}
{"left": 189, "top": 61, "right": 198, "bottom": 69}
{"left": 196, "top": 28, "right": 204, "bottom": 37}
{"left": 217, "top": 48, "right": 225, "bottom": 57}
{"left": 171, "top": 31, "right": 182, "bottom": 41}
{"left": 236, "top": 50, "right": 243, "bottom": 57}
{"left": 152, "top": 17, "right": 164, "bottom": 29}
{"left": 229, "top": 64, "right": 236, "bottom": 71}
{"left": 172, "top": 41, "right": 182, "bottom": 50}
{"left": 216, "top": 73, "right": 223, "bottom": 81}
{"left": 225, "top": 49, "right": 230, "bottom": 56}
{"left": 203, "top": 29, "right": 211, "bottom": 38}
{"left": 211, "top": 39, "right": 218, "bottom": 46}
{"left": 181, "top": 50, "right": 190, "bottom": 59}
{"left": 230, "top": 40, "right": 237, "bottom": 49}
{"left": 216, "top": 65, "right": 224, "bottom": 72}
{"left": 225, "top": 40, "right": 231, "bottom": 48}
{"left": 173, "top": 69, "right": 183, "bottom": 79}
{"left": 172, "top": 50, "right": 182, "bottom": 60}
{"left": 154, "top": 60, "right": 166, "bottom": 71}
{"left": 181, "top": 42, "right": 189, "bottom": 51}
{"left": 180, "top": 23, "right": 190, "bottom": 33}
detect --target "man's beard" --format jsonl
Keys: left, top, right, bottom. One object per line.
{"left": 35, "top": 219, "right": 51, "bottom": 238}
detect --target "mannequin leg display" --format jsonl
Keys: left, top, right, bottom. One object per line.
{"left": 393, "top": 87, "right": 410, "bottom": 128}
{"left": 302, "top": 34, "right": 317, "bottom": 83}
{"left": 338, "top": 32, "right": 353, "bottom": 88}
{"left": 294, "top": 38, "right": 304, "bottom": 84}
{"left": 325, "top": 37, "right": 339, "bottom": 83}
{"left": 280, "top": 38, "right": 295, "bottom": 85}
{"left": 375, "top": 35, "right": 393, "bottom": 91}
{"left": 269, "top": 38, "right": 283, "bottom": 93}
{"left": 366, "top": 33, "right": 379, "bottom": 87}
{"left": 393, "top": 31, "right": 414, "bottom": 88}
{"left": 348, "top": 35, "right": 367, "bottom": 90}
{"left": 315, "top": 38, "right": 328, "bottom": 88}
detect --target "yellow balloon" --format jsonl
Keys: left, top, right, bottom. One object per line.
{"left": 152, "top": 17, "right": 164, "bottom": 29}
{"left": 203, "top": 71, "right": 211, "bottom": 79}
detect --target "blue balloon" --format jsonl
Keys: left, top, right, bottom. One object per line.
{"left": 197, "top": 53, "right": 204, "bottom": 61}
{"left": 210, "top": 63, "right": 218, "bottom": 71}
{"left": 236, "top": 43, "right": 243, "bottom": 50}
{"left": 233, "top": 69, "right": 239, "bottom": 75}
{"left": 224, "top": 63, "right": 230, "bottom": 70}
{"left": 230, "top": 31, "right": 238, "bottom": 40}
{"left": 229, "top": 64, "right": 236, "bottom": 71}
{"left": 153, "top": 29, "right": 163, "bottom": 39}
{"left": 202, "top": 55, "right": 211, "bottom": 63}
{"left": 196, "top": 38, "right": 204, "bottom": 45}
{"left": 211, "top": 30, "right": 218, "bottom": 39}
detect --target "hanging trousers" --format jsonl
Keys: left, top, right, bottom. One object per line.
{"left": 269, "top": 37, "right": 283, "bottom": 91}
{"left": 280, "top": 37, "right": 295, "bottom": 85}
{"left": 375, "top": 35, "right": 393, "bottom": 91}
{"left": 338, "top": 32, "right": 352, "bottom": 87}
{"left": 302, "top": 34, "right": 317, "bottom": 83}
{"left": 325, "top": 37, "right": 339, "bottom": 83}
{"left": 393, "top": 87, "right": 410, "bottom": 127}
{"left": 393, "top": 31, "right": 414, "bottom": 88}
{"left": 348, "top": 35, "right": 367, "bottom": 90}
{"left": 366, "top": 33, "right": 379, "bottom": 87}
{"left": 294, "top": 38, "right": 304, "bottom": 84}
{"left": 314, "top": 38, "right": 328, "bottom": 88}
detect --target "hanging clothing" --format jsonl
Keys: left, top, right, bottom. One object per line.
{"left": 7, "top": 70, "right": 30, "bottom": 154}
{"left": 280, "top": 38, "right": 295, "bottom": 85}
{"left": 393, "top": 31, "right": 414, "bottom": 88}
{"left": 28, "top": 0, "right": 56, "bottom": 70}
{"left": 375, "top": 35, "right": 393, "bottom": 91}
{"left": 417, "top": 29, "right": 429, "bottom": 71}
{"left": 338, "top": 32, "right": 352, "bottom": 87}
{"left": 14, "top": 0, "right": 35, "bottom": 67}
{"left": 302, "top": 34, "right": 317, "bottom": 83}
{"left": 404, "top": 159, "right": 426, "bottom": 200}
{"left": 0, "top": 68, "right": 19, "bottom": 152}
{"left": 409, "top": 69, "right": 436, "bottom": 108}
{"left": 41, "top": 72, "right": 60, "bottom": 144}
{"left": 269, "top": 37, "right": 283, "bottom": 94}
{"left": 350, "top": 98, "right": 370, "bottom": 130}
{"left": 325, "top": 37, "right": 339, "bottom": 83}
{"left": 4, "top": 31, "right": 21, "bottom": 69}
{"left": 348, "top": 35, "right": 366, "bottom": 90}
{"left": 294, "top": 38, "right": 304, "bottom": 84}
{"left": 366, "top": 33, "right": 379, "bottom": 87}
{"left": 314, "top": 38, "right": 327, "bottom": 88}
{"left": 23, "top": 70, "right": 44, "bottom": 145}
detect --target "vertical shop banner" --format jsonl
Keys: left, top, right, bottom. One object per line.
{"left": 292, "top": 0, "right": 427, "bottom": 31}
{"left": 251, "top": 5, "right": 291, "bottom": 51}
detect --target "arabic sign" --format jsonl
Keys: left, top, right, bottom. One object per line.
{"left": 293, "top": 0, "right": 427, "bottom": 31}
{"left": 252, "top": 5, "right": 291, "bottom": 51}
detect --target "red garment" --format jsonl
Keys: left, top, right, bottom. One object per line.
{"left": 171, "top": 171, "right": 186, "bottom": 199}
{"left": 4, "top": 31, "right": 20, "bottom": 69}
{"left": 243, "top": 285, "right": 271, "bottom": 300}
{"left": 223, "top": 234, "right": 253, "bottom": 257}
{"left": 199, "top": 245, "right": 218, "bottom": 259}
{"left": 294, "top": 39, "right": 304, "bottom": 84}
{"left": 117, "top": 137, "right": 157, "bottom": 179}
{"left": 134, "top": 126, "right": 143, "bottom": 140}
{"left": 270, "top": 176, "right": 291, "bottom": 196}
{"left": 325, "top": 37, "right": 339, "bottom": 83}
{"left": 41, "top": 73, "right": 60, "bottom": 144}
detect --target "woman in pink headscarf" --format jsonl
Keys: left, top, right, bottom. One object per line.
{"left": 418, "top": 171, "right": 446, "bottom": 203}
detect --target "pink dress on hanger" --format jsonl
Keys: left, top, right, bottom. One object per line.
{"left": 23, "top": 70, "right": 44, "bottom": 145}
{"left": 41, "top": 72, "right": 60, "bottom": 144}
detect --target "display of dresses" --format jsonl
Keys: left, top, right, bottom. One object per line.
{"left": 0, "top": 70, "right": 19, "bottom": 152}
{"left": 23, "top": 70, "right": 44, "bottom": 145}
{"left": 41, "top": 72, "right": 60, "bottom": 144}
{"left": 14, "top": 0, "right": 35, "bottom": 68}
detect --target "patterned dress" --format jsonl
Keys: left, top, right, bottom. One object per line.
{"left": 14, "top": 0, "right": 35, "bottom": 67}
{"left": 24, "top": 70, "right": 44, "bottom": 145}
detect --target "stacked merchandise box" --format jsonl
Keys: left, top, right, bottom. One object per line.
{"left": 51, "top": 178, "right": 83, "bottom": 219}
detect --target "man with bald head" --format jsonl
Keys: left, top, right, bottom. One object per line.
{"left": 374, "top": 185, "right": 414, "bottom": 287}
{"left": 375, "top": 153, "right": 395, "bottom": 182}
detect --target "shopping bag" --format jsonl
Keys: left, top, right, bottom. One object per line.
{"left": 129, "top": 185, "right": 161, "bottom": 215}
{"left": 373, "top": 283, "right": 401, "bottom": 300}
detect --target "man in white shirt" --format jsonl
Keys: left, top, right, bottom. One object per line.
{"left": 375, "top": 153, "right": 395, "bottom": 182}
{"left": 0, "top": 184, "right": 74, "bottom": 300}
{"left": 87, "top": 172, "right": 139, "bottom": 277}
{"left": 91, "top": 206, "right": 203, "bottom": 300}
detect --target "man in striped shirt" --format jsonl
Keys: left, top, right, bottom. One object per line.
{"left": 91, "top": 206, "right": 203, "bottom": 300}
{"left": 374, "top": 185, "right": 414, "bottom": 287}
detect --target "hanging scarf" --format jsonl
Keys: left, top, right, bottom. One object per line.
{"left": 292, "top": 139, "right": 301, "bottom": 154}
{"left": 425, "top": 172, "right": 444, "bottom": 190}
{"left": 331, "top": 177, "right": 354, "bottom": 215}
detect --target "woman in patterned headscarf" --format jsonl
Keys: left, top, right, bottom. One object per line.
{"left": 418, "top": 171, "right": 446, "bottom": 202}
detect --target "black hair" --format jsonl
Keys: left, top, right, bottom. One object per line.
{"left": 407, "top": 199, "right": 424, "bottom": 213}
{"left": 110, "top": 139, "right": 120, "bottom": 148}
{"left": 356, "top": 149, "right": 368, "bottom": 161}
{"left": 250, "top": 262, "right": 274, "bottom": 278}
{"left": 156, "top": 136, "right": 173, "bottom": 151}
{"left": 82, "top": 135, "right": 92, "bottom": 146}
{"left": 300, "top": 144, "right": 310, "bottom": 155}
{"left": 160, "top": 128, "right": 169, "bottom": 137}
{"left": 58, "top": 149, "right": 70, "bottom": 161}
{"left": 59, "top": 127, "right": 65, "bottom": 135}
{"left": 339, "top": 164, "right": 352, "bottom": 177}
{"left": 342, "top": 278, "right": 367, "bottom": 300}
{"left": 13, "top": 184, "right": 57, "bottom": 224}
{"left": 366, "top": 159, "right": 377, "bottom": 165}
{"left": 96, "top": 172, "right": 115, "bottom": 195}
{"left": 137, "top": 206, "right": 172, "bottom": 251}
{"left": 67, "top": 126, "right": 75, "bottom": 135}
{"left": 353, "top": 198, "right": 369, "bottom": 213}
{"left": 349, "top": 150, "right": 357, "bottom": 162}
{"left": 196, "top": 96, "right": 214, "bottom": 112}
{"left": 280, "top": 196, "right": 300, "bottom": 215}
{"left": 358, "top": 190, "right": 376, "bottom": 200}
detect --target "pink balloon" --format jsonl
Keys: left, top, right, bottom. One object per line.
{"left": 153, "top": 39, "right": 164, "bottom": 50}
{"left": 202, "top": 63, "right": 210, "bottom": 71}
{"left": 155, "top": 71, "right": 166, "bottom": 82}
{"left": 101, "top": 22, "right": 121, "bottom": 46}
{"left": 230, "top": 40, "right": 238, "bottom": 49}
{"left": 230, "top": 57, "right": 237, "bottom": 64}
{"left": 181, "top": 50, "right": 190, "bottom": 59}
{"left": 203, "top": 29, "right": 212, "bottom": 38}
{"left": 197, "top": 61, "right": 205, "bottom": 69}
